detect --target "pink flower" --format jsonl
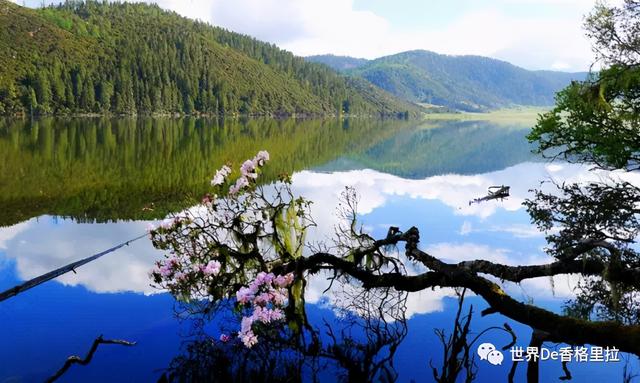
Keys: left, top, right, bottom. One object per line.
{"left": 157, "top": 258, "right": 179, "bottom": 277}
{"left": 240, "top": 159, "right": 257, "bottom": 179}
{"left": 236, "top": 287, "right": 254, "bottom": 304}
{"left": 211, "top": 165, "right": 231, "bottom": 186}
{"left": 271, "top": 290, "right": 287, "bottom": 305}
{"left": 284, "top": 273, "right": 294, "bottom": 285}
{"left": 254, "top": 150, "right": 270, "bottom": 166}
{"left": 273, "top": 273, "right": 294, "bottom": 287}
{"left": 219, "top": 334, "right": 231, "bottom": 343}
{"left": 233, "top": 271, "right": 292, "bottom": 348}
{"left": 269, "top": 308, "right": 284, "bottom": 321}
{"left": 253, "top": 292, "right": 272, "bottom": 305}
{"left": 240, "top": 331, "right": 258, "bottom": 348}
{"left": 202, "top": 260, "right": 221, "bottom": 276}
{"left": 159, "top": 218, "right": 174, "bottom": 230}
{"left": 211, "top": 174, "right": 224, "bottom": 186}
{"left": 229, "top": 176, "right": 249, "bottom": 195}
{"left": 251, "top": 306, "right": 284, "bottom": 323}
{"left": 240, "top": 316, "right": 253, "bottom": 333}
{"left": 253, "top": 272, "right": 274, "bottom": 287}
{"left": 251, "top": 306, "right": 266, "bottom": 322}
{"left": 201, "top": 194, "right": 213, "bottom": 205}
{"left": 159, "top": 264, "right": 172, "bottom": 277}
{"left": 238, "top": 316, "right": 259, "bottom": 348}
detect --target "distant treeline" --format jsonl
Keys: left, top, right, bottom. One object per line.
{"left": 0, "top": 1, "right": 417, "bottom": 117}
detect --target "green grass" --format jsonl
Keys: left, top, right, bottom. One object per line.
{"left": 420, "top": 106, "right": 548, "bottom": 125}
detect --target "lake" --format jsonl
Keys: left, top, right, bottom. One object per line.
{"left": 0, "top": 117, "right": 631, "bottom": 382}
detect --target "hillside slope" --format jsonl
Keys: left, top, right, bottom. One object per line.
{"left": 305, "top": 54, "right": 369, "bottom": 72}
{"left": 307, "top": 50, "right": 586, "bottom": 112}
{"left": 349, "top": 50, "right": 586, "bottom": 111}
{"left": 0, "top": 1, "right": 419, "bottom": 116}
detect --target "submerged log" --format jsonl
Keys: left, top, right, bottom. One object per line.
{"left": 469, "top": 185, "right": 510, "bottom": 205}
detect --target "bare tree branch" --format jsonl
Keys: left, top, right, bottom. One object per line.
{"left": 46, "top": 335, "right": 137, "bottom": 383}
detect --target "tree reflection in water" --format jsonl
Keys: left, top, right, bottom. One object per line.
{"left": 145, "top": 139, "right": 640, "bottom": 382}
{"left": 160, "top": 286, "right": 409, "bottom": 383}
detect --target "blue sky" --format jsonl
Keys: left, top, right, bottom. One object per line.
{"left": 15, "top": 0, "right": 604, "bottom": 71}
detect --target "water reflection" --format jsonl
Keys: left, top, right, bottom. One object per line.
{"left": 0, "top": 117, "right": 414, "bottom": 226}
{"left": 318, "top": 119, "right": 536, "bottom": 178}
{"left": 2, "top": 117, "right": 636, "bottom": 381}
{"left": 3, "top": 162, "right": 629, "bottom": 307}
{"left": 0, "top": 217, "right": 156, "bottom": 294}
{"left": 161, "top": 288, "right": 409, "bottom": 383}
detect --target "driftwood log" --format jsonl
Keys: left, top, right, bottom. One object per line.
{"left": 469, "top": 185, "right": 510, "bottom": 205}
{"left": 46, "top": 335, "right": 137, "bottom": 383}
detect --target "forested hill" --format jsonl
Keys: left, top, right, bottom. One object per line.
{"left": 307, "top": 50, "right": 587, "bottom": 112}
{"left": 0, "top": 1, "right": 419, "bottom": 117}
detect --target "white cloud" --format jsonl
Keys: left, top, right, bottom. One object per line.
{"left": 292, "top": 163, "right": 545, "bottom": 221}
{"left": 488, "top": 224, "right": 544, "bottom": 238}
{"left": 294, "top": 161, "right": 640, "bottom": 223}
{"left": 460, "top": 221, "right": 473, "bottom": 236}
{"left": 2, "top": 161, "right": 634, "bottom": 301}
{"left": 424, "top": 241, "right": 581, "bottom": 300}
{"left": 0, "top": 221, "right": 30, "bottom": 251}
{"left": 205, "top": 0, "right": 599, "bottom": 70}
{"left": 426, "top": 242, "right": 514, "bottom": 265}
{"left": 458, "top": 222, "right": 546, "bottom": 238}
{"left": 551, "top": 61, "right": 572, "bottom": 70}
{"left": 12, "top": 0, "right": 599, "bottom": 70}
{"left": 277, "top": 5, "right": 595, "bottom": 70}
{"left": 514, "top": 273, "right": 581, "bottom": 299}
{"left": 0, "top": 217, "right": 163, "bottom": 294}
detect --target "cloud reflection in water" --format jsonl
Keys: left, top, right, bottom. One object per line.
{"left": 2, "top": 161, "right": 636, "bottom": 317}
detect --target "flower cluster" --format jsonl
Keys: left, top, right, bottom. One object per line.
{"left": 211, "top": 165, "right": 231, "bottom": 186}
{"left": 150, "top": 251, "right": 223, "bottom": 297}
{"left": 149, "top": 150, "right": 308, "bottom": 350}
{"left": 228, "top": 150, "right": 270, "bottom": 195}
{"left": 201, "top": 260, "right": 222, "bottom": 275}
{"left": 236, "top": 272, "right": 294, "bottom": 348}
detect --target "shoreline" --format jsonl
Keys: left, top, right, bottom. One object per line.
{"left": 1, "top": 107, "right": 547, "bottom": 121}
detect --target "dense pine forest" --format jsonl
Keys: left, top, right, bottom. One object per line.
{"left": 0, "top": 0, "right": 418, "bottom": 117}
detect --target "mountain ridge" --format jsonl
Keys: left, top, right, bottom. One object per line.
{"left": 305, "top": 54, "right": 369, "bottom": 71}
{"left": 307, "top": 50, "right": 587, "bottom": 112}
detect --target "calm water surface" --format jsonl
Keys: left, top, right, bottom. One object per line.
{"left": 0, "top": 117, "right": 633, "bottom": 382}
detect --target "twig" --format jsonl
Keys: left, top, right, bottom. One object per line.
{"left": 46, "top": 335, "right": 137, "bottom": 383}
{"left": 559, "top": 360, "right": 573, "bottom": 381}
